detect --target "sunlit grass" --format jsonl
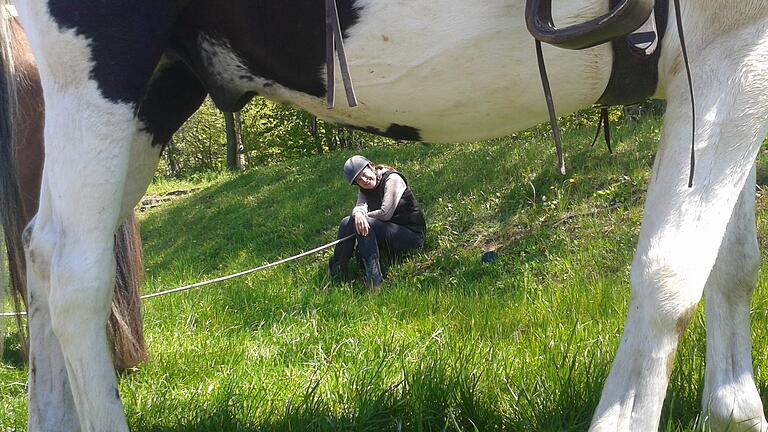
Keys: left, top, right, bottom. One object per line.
{"left": 4, "top": 114, "right": 768, "bottom": 430}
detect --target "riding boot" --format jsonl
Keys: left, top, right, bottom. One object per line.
{"left": 328, "top": 256, "right": 347, "bottom": 281}
{"left": 362, "top": 254, "right": 383, "bottom": 292}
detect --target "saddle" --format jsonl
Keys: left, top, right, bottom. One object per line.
{"left": 527, "top": 0, "right": 697, "bottom": 186}
{"left": 526, "top": 0, "right": 668, "bottom": 173}
{"left": 328, "top": 0, "right": 695, "bottom": 184}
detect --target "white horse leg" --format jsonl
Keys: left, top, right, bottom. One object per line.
{"left": 22, "top": 53, "right": 163, "bottom": 432}
{"left": 702, "top": 166, "right": 766, "bottom": 431}
{"left": 590, "top": 10, "right": 768, "bottom": 430}
{"left": 31, "top": 93, "right": 161, "bottom": 431}
{"left": 25, "top": 182, "right": 79, "bottom": 431}
{"left": 26, "top": 102, "right": 133, "bottom": 431}
{"left": 14, "top": 1, "right": 180, "bottom": 429}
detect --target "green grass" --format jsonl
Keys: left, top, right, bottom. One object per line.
{"left": 4, "top": 115, "right": 768, "bottom": 430}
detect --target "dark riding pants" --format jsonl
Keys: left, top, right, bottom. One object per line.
{"left": 331, "top": 215, "right": 424, "bottom": 268}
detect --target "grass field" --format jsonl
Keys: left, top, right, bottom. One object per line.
{"left": 4, "top": 115, "right": 768, "bottom": 430}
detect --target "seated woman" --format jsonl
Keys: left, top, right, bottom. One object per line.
{"left": 329, "top": 155, "right": 427, "bottom": 291}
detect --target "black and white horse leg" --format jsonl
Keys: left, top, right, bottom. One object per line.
{"left": 590, "top": 9, "right": 768, "bottom": 430}
{"left": 24, "top": 50, "right": 204, "bottom": 431}
{"left": 703, "top": 166, "right": 766, "bottom": 431}
{"left": 13, "top": 3, "right": 185, "bottom": 431}
{"left": 39, "top": 87, "right": 199, "bottom": 432}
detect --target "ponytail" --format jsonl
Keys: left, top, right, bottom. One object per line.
{"left": 373, "top": 163, "right": 395, "bottom": 174}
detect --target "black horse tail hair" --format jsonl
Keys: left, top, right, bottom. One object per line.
{"left": 0, "top": 0, "right": 25, "bottom": 349}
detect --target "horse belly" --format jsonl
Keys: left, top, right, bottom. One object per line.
{"left": 266, "top": 0, "right": 613, "bottom": 142}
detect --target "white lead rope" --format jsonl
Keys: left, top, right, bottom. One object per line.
{"left": 0, "top": 234, "right": 355, "bottom": 317}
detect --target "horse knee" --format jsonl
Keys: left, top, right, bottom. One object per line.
{"left": 23, "top": 217, "right": 56, "bottom": 282}
{"left": 630, "top": 262, "right": 701, "bottom": 336}
{"left": 738, "top": 241, "right": 761, "bottom": 280}
{"left": 48, "top": 241, "right": 115, "bottom": 345}
{"left": 721, "top": 242, "right": 760, "bottom": 298}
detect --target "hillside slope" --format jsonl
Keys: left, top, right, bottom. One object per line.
{"left": 4, "top": 116, "right": 768, "bottom": 431}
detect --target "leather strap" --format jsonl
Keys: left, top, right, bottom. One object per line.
{"left": 627, "top": 11, "right": 659, "bottom": 56}
{"left": 326, "top": 0, "right": 358, "bottom": 109}
{"left": 672, "top": 0, "right": 696, "bottom": 187}
{"left": 535, "top": 40, "right": 566, "bottom": 175}
{"left": 590, "top": 108, "right": 613, "bottom": 153}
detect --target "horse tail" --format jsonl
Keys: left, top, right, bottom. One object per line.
{"left": 0, "top": 0, "right": 26, "bottom": 348}
{"left": 1, "top": 227, "right": 6, "bottom": 354}
{"left": 110, "top": 212, "right": 148, "bottom": 370}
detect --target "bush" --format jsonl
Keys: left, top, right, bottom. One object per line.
{"left": 159, "top": 97, "right": 665, "bottom": 179}
{"left": 160, "top": 98, "right": 396, "bottom": 178}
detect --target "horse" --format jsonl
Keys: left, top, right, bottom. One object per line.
{"left": 0, "top": 12, "right": 148, "bottom": 372}
{"left": 3, "top": 0, "right": 768, "bottom": 430}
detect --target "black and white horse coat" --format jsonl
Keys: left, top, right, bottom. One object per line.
{"left": 6, "top": 0, "right": 768, "bottom": 430}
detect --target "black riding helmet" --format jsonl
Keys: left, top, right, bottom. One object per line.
{"left": 343, "top": 155, "right": 371, "bottom": 185}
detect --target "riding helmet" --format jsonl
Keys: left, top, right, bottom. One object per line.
{"left": 343, "top": 155, "right": 371, "bottom": 185}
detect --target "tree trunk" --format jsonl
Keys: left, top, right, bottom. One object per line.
{"left": 309, "top": 115, "right": 318, "bottom": 137}
{"left": 224, "top": 111, "right": 240, "bottom": 171}
{"left": 234, "top": 112, "right": 246, "bottom": 168}
{"left": 166, "top": 137, "right": 180, "bottom": 177}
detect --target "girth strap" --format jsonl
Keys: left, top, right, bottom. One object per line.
{"left": 590, "top": 108, "right": 612, "bottom": 154}
{"left": 325, "top": 0, "right": 358, "bottom": 109}
{"left": 535, "top": 40, "right": 566, "bottom": 175}
{"left": 588, "top": 1, "right": 665, "bottom": 159}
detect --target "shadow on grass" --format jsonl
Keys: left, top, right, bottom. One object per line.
{"left": 1, "top": 329, "right": 26, "bottom": 368}
{"left": 128, "top": 347, "right": 612, "bottom": 432}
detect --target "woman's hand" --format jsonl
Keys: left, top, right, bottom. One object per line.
{"left": 354, "top": 211, "right": 370, "bottom": 236}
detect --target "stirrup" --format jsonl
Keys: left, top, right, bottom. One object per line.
{"left": 627, "top": 12, "right": 659, "bottom": 57}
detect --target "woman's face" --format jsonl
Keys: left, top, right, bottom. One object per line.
{"left": 354, "top": 165, "right": 378, "bottom": 190}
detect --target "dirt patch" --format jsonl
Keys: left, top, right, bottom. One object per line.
{"left": 139, "top": 188, "right": 200, "bottom": 212}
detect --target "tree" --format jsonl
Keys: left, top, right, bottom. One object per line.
{"left": 224, "top": 111, "right": 241, "bottom": 171}
{"left": 165, "top": 137, "right": 180, "bottom": 177}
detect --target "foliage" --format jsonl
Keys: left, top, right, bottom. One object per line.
{"left": 160, "top": 96, "right": 665, "bottom": 179}
{"left": 160, "top": 98, "right": 396, "bottom": 178}
{"left": 159, "top": 99, "right": 228, "bottom": 177}
{"left": 238, "top": 98, "right": 392, "bottom": 166}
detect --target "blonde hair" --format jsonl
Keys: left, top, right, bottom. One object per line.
{"left": 373, "top": 163, "right": 395, "bottom": 173}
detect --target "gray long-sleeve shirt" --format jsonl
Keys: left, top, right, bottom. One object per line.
{"left": 351, "top": 170, "right": 407, "bottom": 221}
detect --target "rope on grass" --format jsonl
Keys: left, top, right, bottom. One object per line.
{"left": 0, "top": 234, "right": 355, "bottom": 317}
